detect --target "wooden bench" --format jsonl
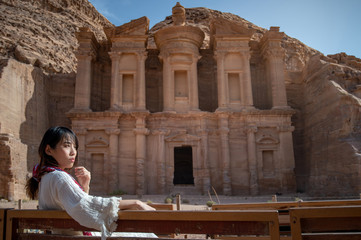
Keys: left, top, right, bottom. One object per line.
{"left": 5, "top": 209, "right": 280, "bottom": 240}
{"left": 289, "top": 206, "right": 361, "bottom": 240}
{"left": 212, "top": 199, "right": 361, "bottom": 239}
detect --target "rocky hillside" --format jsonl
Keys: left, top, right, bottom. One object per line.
{"left": 0, "top": 0, "right": 113, "bottom": 74}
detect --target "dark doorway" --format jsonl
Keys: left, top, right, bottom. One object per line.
{"left": 173, "top": 146, "right": 194, "bottom": 185}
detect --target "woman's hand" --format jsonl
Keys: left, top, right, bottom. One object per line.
{"left": 74, "top": 166, "right": 91, "bottom": 194}
{"left": 119, "top": 200, "right": 156, "bottom": 211}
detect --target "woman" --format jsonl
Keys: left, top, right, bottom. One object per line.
{"left": 26, "top": 126, "right": 155, "bottom": 239}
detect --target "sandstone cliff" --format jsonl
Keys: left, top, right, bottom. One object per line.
{"left": 1, "top": 0, "right": 361, "bottom": 198}
{"left": 0, "top": 0, "right": 113, "bottom": 74}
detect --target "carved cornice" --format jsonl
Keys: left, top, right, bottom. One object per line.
{"left": 151, "top": 129, "right": 171, "bottom": 136}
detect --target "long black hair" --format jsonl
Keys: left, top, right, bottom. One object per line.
{"left": 25, "top": 126, "right": 79, "bottom": 199}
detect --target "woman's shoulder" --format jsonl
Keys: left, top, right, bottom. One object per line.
{"left": 42, "top": 170, "right": 72, "bottom": 183}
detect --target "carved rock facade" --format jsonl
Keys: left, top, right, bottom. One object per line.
{"left": 67, "top": 3, "right": 296, "bottom": 196}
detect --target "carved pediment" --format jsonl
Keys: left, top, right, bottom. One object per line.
{"left": 165, "top": 132, "right": 201, "bottom": 142}
{"left": 86, "top": 137, "right": 109, "bottom": 148}
{"left": 256, "top": 134, "right": 279, "bottom": 145}
{"left": 104, "top": 16, "right": 149, "bottom": 40}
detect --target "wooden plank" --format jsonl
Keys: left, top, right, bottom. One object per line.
{"left": 117, "top": 210, "right": 279, "bottom": 221}
{"left": 302, "top": 233, "right": 361, "bottom": 240}
{"left": 212, "top": 199, "right": 361, "bottom": 211}
{"left": 18, "top": 234, "right": 176, "bottom": 240}
{"left": 148, "top": 203, "right": 174, "bottom": 210}
{"left": 212, "top": 202, "right": 299, "bottom": 211}
{"left": 289, "top": 206, "right": 361, "bottom": 240}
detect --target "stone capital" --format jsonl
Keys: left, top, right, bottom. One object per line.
{"left": 108, "top": 51, "right": 122, "bottom": 60}
{"left": 73, "top": 128, "right": 88, "bottom": 135}
{"left": 135, "top": 50, "right": 148, "bottom": 61}
{"left": 245, "top": 125, "right": 258, "bottom": 134}
{"left": 262, "top": 48, "right": 284, "bottom": 60}
{"left": 277, "top": 125, "right": 295, "bottom": 132}
{"left": 75, "top": 51, "right": 95, "bottom": 61}
{"left": 214, "top": 50, "right": 226, "bottom": 61}
{"left": 133, "top": 128, "right": 150, "bottom": 136}
{"left": 105, "top": 128, "right": 121, "bottom": 135}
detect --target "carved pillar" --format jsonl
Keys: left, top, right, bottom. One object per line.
{"left": 73, "top": 53, "right": 94, "bottom": 111}
{"left": 136, "top": 51, "right": 147, "bottom": 111}
{"left": 152, "top": 129, "right": 169, "bottom": 194}
{"left": 190, "top": 55, "right": 200, "bottom": 111}
{"left": 278, "top": 125, "right": 296, "bottom": 190}
{"left": 246, "top": 125, "right": 258, "bottom": 195}
{"left": 264, "top": 49, "right": 288, "bottom": 108}
{"left": 109, "top": 52, "right": 121, "bottom": 110}
{"left": 73, "top": 128, "right": 87, "bottom": 168}
{"left": 261, "top": 27, "right": 288, "bottom": 109}
{"left": 133, "top": 114, "right": 149, "bottom": 196}
{"left": 106, "top": 128, "right": 120, "bottom": 192}
{"left": 218, "top": 113, "right": 231, "bottom": 195}
{"left": 160, "top": 54, "right": 174, "bottom": 112}
{"left": 198, "top": 128, "right": 211, "bottom": 194}
{"left": 241, "top": 51, "right": 254, "bottom": 108}
{"left": 215, "top": 51, "right": 227, "bottom": 110}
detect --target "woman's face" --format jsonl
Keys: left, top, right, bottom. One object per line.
{"left": 46, "top": 138, "right": 77, "bottom": 170}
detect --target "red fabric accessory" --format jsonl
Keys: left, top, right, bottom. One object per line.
{"left": 32, "top": 164, "right": 92, "bottom": 236}
{"left": 32, "top": 164, "right": 84, "bottom": 190}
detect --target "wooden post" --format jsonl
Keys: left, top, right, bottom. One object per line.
{"left": 176, "top": 194, "right": 181, "bottom": 210}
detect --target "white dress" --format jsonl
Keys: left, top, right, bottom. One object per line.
{"left": 38, "top": 170, "right": 156, "bottom": 240}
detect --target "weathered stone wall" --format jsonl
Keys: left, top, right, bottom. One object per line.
{"left": 0, "top": 134, "right": 28, "bottom": 200}
{"left": 301, "top": 55, "right": 361, "bottom": 196}
{"left": 0, "top": 59, "right": 49, "bottom": 199}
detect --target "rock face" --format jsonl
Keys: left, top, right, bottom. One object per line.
{"left": 0, "top": 0, "right": 361, "bottom": 199}
{"left": 0, "top": 0, "right": 113, "bottom": 73}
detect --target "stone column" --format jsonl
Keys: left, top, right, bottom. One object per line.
{"left": 133, "top": 114, "right": 149, "bottom": 196}
{"left": 152, "top": 129, "right": 169, "bottom": 194}
{"left": 136, "top": 51, "right": 147, "bottom": 111}
{"left": 215, "top": 51, "right": 227, "bottom": 110}
{"left": 264, "top": 49, "right": 288, "bottom": 109}
{"left": 241, "top": 51, "right": 254, "bottom": 108}
{"left": 190, "top": 55, "right": 200, "bottom": 111}
{"left": 160, "top": 54, "right": 174, "bottom": 112}
{"left": 73, "top": 53, "right": 94, "bottom": 111}
{"left": 198, "top": 128, "right": 211, "bottom": 194}
{"left": 106, "top": 128, "right": 120, "bottom": 192}
{"left": 278, "top": 125, "right": 296, "bottom": 190}
{"left": 218, "top": 113, "right": 232, "bottom": 195}
{"left": 246, "top": 125, "right": 258, "bottom": 195}
{"left": 109, "top": 52, "right": 121, "bottom": 110}
{"left": 73, "top": 128, "right": 87, "bottom": 168}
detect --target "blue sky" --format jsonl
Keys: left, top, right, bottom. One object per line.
{"left": 89, "top": 0, "right": 361, "bottom": 58}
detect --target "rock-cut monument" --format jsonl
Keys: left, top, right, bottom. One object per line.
{"left": 67, "top": 2, "right": 296, "bottom": 196}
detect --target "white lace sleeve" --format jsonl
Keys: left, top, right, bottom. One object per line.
{"left": 46, "top": 171, "right": 120, "bottom": 239}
